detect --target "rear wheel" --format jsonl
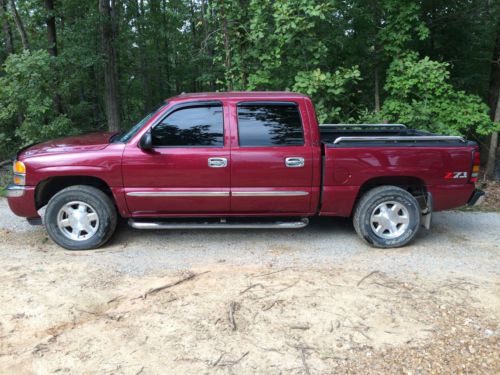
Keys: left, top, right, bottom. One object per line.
{"left": 45, "top": 185, "right": 117, "bottom": 250}
{"left": 353, "top": 186, "right": 421, "bottom": 248}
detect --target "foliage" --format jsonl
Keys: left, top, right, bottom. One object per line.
{"left": 0, "top": 50, "right": 74, "bottom": 148}
{"left": 292, "top": 67, "right": 361, "bottom": 123}
{"left": 375, "top": 53, "right": 497, "bottom": 135}
{"left": 0, "top": 0, "right": 498, "bottom": 161}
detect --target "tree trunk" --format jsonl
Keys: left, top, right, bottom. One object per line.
{"left": 220, "top": 0, "right": 232, "bottom": 90}
{"left": 374, "top": 64, "right": 380, "bottom": 112}
{"left": 99, "top": 0, "right": 121, "bottom": 132}
{"left": 9, "top": 0, "right": 29, "bottom": 50}
{"left": 485, "top": 93, "right": 499, "bottom": 179}
{"left": 0, "top": 0, "right": 14, "bottom": 55}
{"left": 485, "top": 22, "right": 500, "bottom": 180}
{"left": 161, "top": 0, "right": 171, "bottom": 96}
{"left": 44, "top": 0, "right": 64, "bottom": 115}
{"left": 137, "top": 0, "right": 151, "bottom": 113}
{"left": 44, "top": 0, "right": 57, "bottom": 56}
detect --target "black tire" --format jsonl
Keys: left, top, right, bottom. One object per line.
{"left": 353, "top": 185, "right": 421, "bottom": 248}
{"left": 45, "top": 185, "right": 118, "bottom": 250}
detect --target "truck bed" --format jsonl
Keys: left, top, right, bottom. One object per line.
{"left": 319, "top": 124, "right": 468, "bottom": 146}
{"left": 318, "top": 124, "right": 477, "bottom": 217}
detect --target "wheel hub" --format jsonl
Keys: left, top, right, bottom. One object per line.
{"left": 370, "top": 201, "right": 410, "bottom": 239}
{"left": 57, "top": 201, "right": 99, "bottom": 241}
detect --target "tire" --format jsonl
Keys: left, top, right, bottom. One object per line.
{"left": 45, "top": 185, "right": 118, "bottom": 250}
{"left": 353, "top": 185, "right": 421, "bottom": 248}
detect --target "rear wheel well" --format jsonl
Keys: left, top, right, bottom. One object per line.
{"left": 356, "top": 176, "right": 428, "bottom": 211}
{"left": 35, "top": 176, "right": 114, "bottom": 210}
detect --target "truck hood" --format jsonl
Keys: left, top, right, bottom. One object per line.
{"left": 18, "top": 132, "right": 117, "bottom": 159}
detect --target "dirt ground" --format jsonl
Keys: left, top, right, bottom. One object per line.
{"left": 479, "top": 180, "right": 500, "bottom": 211}
{"left": 0, "top": 200, "right": 499, "bottom": 374}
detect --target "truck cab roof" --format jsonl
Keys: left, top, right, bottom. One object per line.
{"left": 167, "top": 91, "right": 310, "bottom": 102}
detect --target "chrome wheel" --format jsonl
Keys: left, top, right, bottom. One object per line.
{"left": 57, "top": 201, "right": 99, "bottom": 241}
{"left": 370, "top": 201, "right": 410, "bottom": 239}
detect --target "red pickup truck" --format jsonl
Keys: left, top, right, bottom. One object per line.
{"left": 6, "top": 92, "right": 484, "bottom": 250}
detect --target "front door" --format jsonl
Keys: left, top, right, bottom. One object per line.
{"left": 230, "top": 101, "right": 313, "bottom": 214}
{"left": 122, "top": 102, "right": 231, "bottom": 216}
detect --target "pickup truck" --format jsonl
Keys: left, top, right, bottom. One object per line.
{"left": 6, "top": 92, "right": 485, "bottom": 250}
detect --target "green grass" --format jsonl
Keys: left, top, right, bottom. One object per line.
{"left": 0, "top": 169, "right": 11, "bottom": 197}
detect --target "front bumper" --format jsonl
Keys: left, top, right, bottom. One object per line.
{"left": 5, "top": 184, "right": 39, "bottom": 218}
{"left": 6, "top": 184, "right": 25, "bottom": 198}
{"left": 467, "top": 189, "right": 485, "bottom": 206}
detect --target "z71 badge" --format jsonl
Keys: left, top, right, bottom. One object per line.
{"left": 444, "top": 171, "right": 468, "bottom": 179}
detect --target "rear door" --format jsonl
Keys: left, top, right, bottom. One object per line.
{"left": 122, "top": 102, "right": 231, "bottom": 215}
{"left": 230, "top": 101, "right": 313, "bottom": 214}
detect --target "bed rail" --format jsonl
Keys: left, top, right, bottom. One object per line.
{"left": 332, "top": 135, "right": 465, "bottom": 144}
{"left": 320, "top": 124, "right": 407, "bottom": 131}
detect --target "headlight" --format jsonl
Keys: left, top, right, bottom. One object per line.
{"left": 13, "top": 160, "right": 26, "bottom": 185}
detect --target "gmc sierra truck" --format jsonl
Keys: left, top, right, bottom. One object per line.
{"left": 6, "top": 92, "right": 485, "bottom": 250}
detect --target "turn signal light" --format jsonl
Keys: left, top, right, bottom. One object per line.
{"left": 470, "top": 151, "right": 480, "bottom": 183}
{"left": 13, "top": 174, "right": 25, "bottom": 185}
{"left": 13, "top": 161, "right": 26, "bottom": 174}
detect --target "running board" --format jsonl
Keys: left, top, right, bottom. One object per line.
{"left": 128, "top": 218, "right": 309, "bottom": 230}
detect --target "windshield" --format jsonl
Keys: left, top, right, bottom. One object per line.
{"left": 112, "top": 102, "right": 168, "bottom": 143}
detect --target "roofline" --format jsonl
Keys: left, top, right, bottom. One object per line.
{"left": 166, "top": 91, "right": 310, "bottom": 102}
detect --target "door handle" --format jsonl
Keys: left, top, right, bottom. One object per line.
{"left": 208, "top": 157, "right": 228, "bottom": 168}
{"left": 285, "top": 157, "right": 305, "bottom": 168}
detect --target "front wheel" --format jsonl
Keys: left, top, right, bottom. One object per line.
{"left": 353, "top": 186, "right": 421, "bottom": 248}
{"left": 45, "top": 185, "right": 118, "bottom": 250}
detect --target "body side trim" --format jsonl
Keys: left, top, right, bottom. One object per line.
{"left": 232, "top": 191, "right": 309, "bottom": 197}
{"left": 127, "top": 191, "right": 230, "bottom": 197}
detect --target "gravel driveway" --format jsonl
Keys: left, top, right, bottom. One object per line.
{"left": 0, "top": 198, "right": 498, "bottom": 374}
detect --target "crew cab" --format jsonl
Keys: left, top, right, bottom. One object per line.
{"left": 6, "top": 92, "right": 485, "bottom": 250}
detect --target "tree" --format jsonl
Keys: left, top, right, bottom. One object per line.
{"left": 9, "top": 0, "right": 28, "bottom": 50}
{"left": 0, "top": 0, "right": 499, "bottom": 173}
{"left": 44, "top": 0, "right": 64, "bottom": 115}
{"left": 99, "top": 0, "right": 120, "bottom": 132}
{"left": 0, "top": 51, "right": 73, "bottom": 148}
{"left": 0, "top": 0, "right": 14, "bottom": 56}
{"left": 44, "top": 0, "right": 57, "bottom": 56}
{"left": 485, "top": 21, "right": 500, "bottom": 180}
{"left": 375, "top": 53, "right": 494, "bottom": 136}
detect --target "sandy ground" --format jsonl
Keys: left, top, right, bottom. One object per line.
{"left": 0, "top": 198, "right": 498, "bottom": 374}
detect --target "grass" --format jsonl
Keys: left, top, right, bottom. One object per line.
{"left": 0, "top": 169, "right": 11, "bottom": 197}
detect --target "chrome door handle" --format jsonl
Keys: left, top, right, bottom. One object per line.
{"left": 208, "top": 157, "right": 228, "bottom": 168}
{"left": 285, "top": 157, "right": 305, "bottom": 168}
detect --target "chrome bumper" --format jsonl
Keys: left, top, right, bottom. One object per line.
{"left": 6, "top": 184, "right": 25, "bottom": 198}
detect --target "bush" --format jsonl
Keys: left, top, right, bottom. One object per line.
{"left": 374, "top": 53, "right": 496, "bottom": 136}
{"left": 0, "top": 50, "right": 75, "bottom": 155}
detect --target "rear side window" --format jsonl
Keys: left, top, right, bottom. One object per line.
{"left": 237, "top": 103, "right": 304, "bottom": 147}
{"left": 152, "top": 105, "right": 224, "bottom": 147}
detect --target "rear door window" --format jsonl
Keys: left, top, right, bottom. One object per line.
{"left": 237, "top": 103, "right": 304, "bottom": 147}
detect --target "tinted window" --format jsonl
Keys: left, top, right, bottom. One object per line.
{"left": 152, "top": 105, "right": 224, "bottom": 147}
{"left": 237, "top": 103, "right": 304, "bottom": 147}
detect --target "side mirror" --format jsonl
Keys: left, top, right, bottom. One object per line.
{"left": 139, "top": 130, "right": 153, "bottom": 151}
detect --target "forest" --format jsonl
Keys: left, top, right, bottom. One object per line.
{"left": 0, "top": 0, "right": 499, "bottom": 178}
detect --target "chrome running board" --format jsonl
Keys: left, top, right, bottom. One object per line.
{"left": 128, "top": 218, "right": 309, "bottom": 230}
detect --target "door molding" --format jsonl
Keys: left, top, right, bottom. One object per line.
{"left": 231, "top": 191, "right": 309, "bottom": 197}
{"left": 127, "top": 191, "right": 230, "bottom": 197}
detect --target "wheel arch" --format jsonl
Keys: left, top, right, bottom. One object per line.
{"left": 35, "top": 176, "right": 114, "bottom": 210}
{"left": 355, "top": 176, "right": 429, "bottom": 212}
